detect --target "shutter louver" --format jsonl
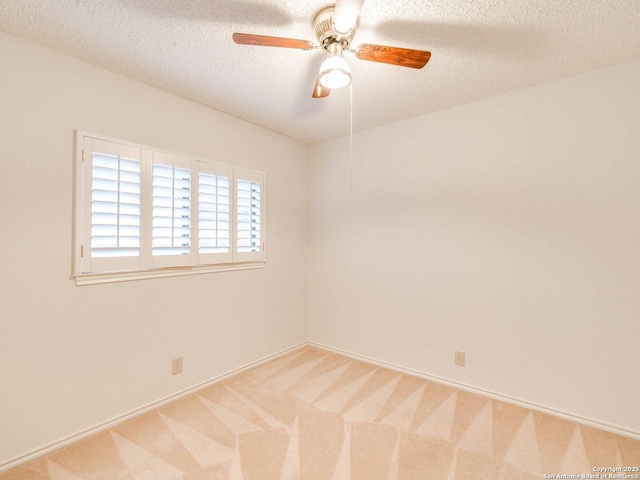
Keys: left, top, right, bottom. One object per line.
{"left": 90, "top": 152, "right": 141, "bottom": 259}
{"left": 236, "top": 179, "right": 261, "bottom": 253}
{"left": 152, "top": 163, "right": 191, "bottom": 257}
{"left": 199, "top": 173, "right": 230, "bottom": 254}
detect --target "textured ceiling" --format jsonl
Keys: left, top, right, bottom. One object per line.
{"left": 1, "top": 0, "right": 639, "bottom": 143}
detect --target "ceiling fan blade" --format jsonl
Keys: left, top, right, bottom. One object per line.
{"left": 312, "top": 78, "right": 330, "bottom": 98}
{"left": 356, "top": 44, "right": 431, "bottom": 69}
{"left": 333, "top": 0, "right": 365, "bottom": 34}
{"left": 233, "top": 33, "right": 314, "bottom": 50}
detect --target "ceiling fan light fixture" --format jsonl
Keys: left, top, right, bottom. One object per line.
{"left": 319, "top": 53, "right": 352, "bottom": 89}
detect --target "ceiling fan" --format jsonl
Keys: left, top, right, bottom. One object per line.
{"left": 232, "top": 0, "right": 432, "bottom": 98}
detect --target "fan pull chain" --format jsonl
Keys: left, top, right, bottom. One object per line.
{"left": 349, "top": 82, "right": 353, "bottom": 194}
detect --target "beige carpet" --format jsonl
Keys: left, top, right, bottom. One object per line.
{"left": 2, "top": 346, "right": 639, "bottom": 479}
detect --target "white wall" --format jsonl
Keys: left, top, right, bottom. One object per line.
{"left": 1, "top": 26, "right": 638, "bottom": 467}
{"left": 0, "top": 31, "right": 308, "bottom": 464}
{"left": 308, "top": 59, "right": 640, "bottom": 434}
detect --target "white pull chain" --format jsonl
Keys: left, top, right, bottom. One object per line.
{"left": 349, "top": 82, "right": 353, "bottom": 194}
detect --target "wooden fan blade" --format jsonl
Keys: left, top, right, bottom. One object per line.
{"left": 356, "top": 44, "right": 431, "bottom": 69}
{"left": 233, "top": 33, "right": 313, "bottom": 50}
{"left": 333, "top": 0, "right": 365, "bottom": 34}
{"left": 312, "top": 78, "right": 330, "bottom": 98}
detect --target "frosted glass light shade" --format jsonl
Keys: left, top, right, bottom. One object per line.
{"left": 319, "top": 54, "right": 352, "bottom": 89}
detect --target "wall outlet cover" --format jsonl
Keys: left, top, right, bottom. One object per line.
{"left": 172, "top": 357, "right": 183, "bottom": 375}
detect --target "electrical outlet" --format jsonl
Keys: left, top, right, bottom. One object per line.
{"left": 172, "top": 357, "right": 183, "bottom": 375}
{"left": 454, "top": 351, "right": 465, "bottom": 367}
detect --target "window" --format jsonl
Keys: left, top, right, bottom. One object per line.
{"left": 235, "top": 168, "right": 264, "bottom": 263}
{"left": 151, "top": 152, "right": 193, "bottom": 268}
{"left": 73, "top": 132, "right": 265, "bottom": 285}
{"left": 198, "top": 161, "right": 233, "bottom": 264}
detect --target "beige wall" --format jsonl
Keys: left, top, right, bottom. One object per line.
{"left": 0, "top": 31, "right": 308, "bottom": 464}
{"left": 2, "top": 26, "right": 639, "bottom": 467}
{"left": 308, "top": 59, "right": 640, "bottom": 434}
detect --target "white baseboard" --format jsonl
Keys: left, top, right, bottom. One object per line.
{"left": 0, "top": 342, "right": 307, "bottom": 474}
{"left": 309, "top": 341, "right": 640, "bottom": 441}
{"left": 3, "top": 340, "right": 637, "bottom": 474}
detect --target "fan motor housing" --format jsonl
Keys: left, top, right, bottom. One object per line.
{"left": 314, "top": 5, "right": 357, "bottom": 50}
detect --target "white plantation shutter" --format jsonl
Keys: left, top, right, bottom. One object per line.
{"left": 75, "top": 132, "right": 266, "bottom": 282}
{"left": 235, "top": 168, "right": 265, "bottom": 262}
{"left": 82, "top": 139, "right": 143, "bottom": 273}
{"left": 197, "top": 161, "right": 233, "bottom": 264}
{"left": 151, "top": 152, "right": 193, "bottom": 268}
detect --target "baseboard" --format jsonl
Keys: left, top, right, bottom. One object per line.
{"left": 0, "top": 342, "right": 307, "bottom": 473}
{"left": 4, "top": 340, "right": 637, "bottom": 473}
{"left": 309, "top": 341, "right": 640, "bottom": 441}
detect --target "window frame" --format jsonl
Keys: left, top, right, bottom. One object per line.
{"left": 72, "top": 131, "right": 266, "bottom": 285}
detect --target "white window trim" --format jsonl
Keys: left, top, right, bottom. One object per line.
{"left": 72, "top": 130, "right": 266, "bottom": 286}
{"left": 73, "top": 263, "right": 264, "bottom": 286}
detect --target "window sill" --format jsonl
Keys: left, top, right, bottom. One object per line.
{"left": 73, "top": 262, "right": 265, "bottom": 286}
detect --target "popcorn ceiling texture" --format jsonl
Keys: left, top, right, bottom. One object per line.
{"left": 0, "top": 0, "right": 639, "bottom": 143}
